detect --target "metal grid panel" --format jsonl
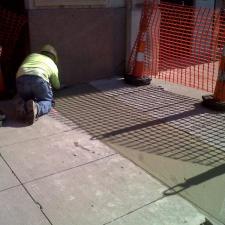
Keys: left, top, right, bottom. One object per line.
{"left": 53, "top": 84, "right": 225, "bottom": 167}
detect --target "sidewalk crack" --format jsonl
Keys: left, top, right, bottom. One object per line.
{"left": 0, "top": 153, "right": 53, "bottom": 225}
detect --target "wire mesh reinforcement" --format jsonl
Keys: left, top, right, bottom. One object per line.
{"left": 129, "top": 1, "right": 225, "bottom": 92}
{"left": 53, "top": 84, "right": 225, "bottom": 168}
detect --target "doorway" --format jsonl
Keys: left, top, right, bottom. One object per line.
{"left": 0, "top": 0, "right": 29, "bottom": 97}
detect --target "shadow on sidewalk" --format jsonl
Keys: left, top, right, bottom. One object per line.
{"left": 0, "top": 99, "right": 29, "bottom": 128}
{"left": 53, "top": 84, "right": 225, "bottom": 167}
{"left": 163, "top": 163, "right": 225, "bottom": 196}
{"left": 52, "top": 82, "right": 225, "bottom": 225}
{"left": 99, "top": 103, "right": 212, "bottom": 139}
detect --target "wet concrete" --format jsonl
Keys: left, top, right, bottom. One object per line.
{"left": 53, "top": 78, "right": 225, "bottom": 224}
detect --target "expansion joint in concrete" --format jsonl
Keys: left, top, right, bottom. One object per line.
{"left": 0, "top": 153, "right": 54, "bottom": 225}
{"left": 102, "top": 195, "right": 165, "bottom": 225}
{"left": 0, "top": 128, "right": 75, "bottom": 149}
{"left": 23, "top": 153, "right": 119, "bottom": 185}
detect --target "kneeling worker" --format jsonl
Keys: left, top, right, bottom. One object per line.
{"left": 16, "top": 44, "right": 60, "bottom": 124}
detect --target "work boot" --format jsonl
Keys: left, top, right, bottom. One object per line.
{"left": 15, "top": 97, "right": 26, "bottom": 121}
{"left": 25, "top": 100, "right": 38, "bottom": 125}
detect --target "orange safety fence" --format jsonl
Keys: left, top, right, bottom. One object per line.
{"left": 128, "top": 1, "right": 225, "bottom": 93}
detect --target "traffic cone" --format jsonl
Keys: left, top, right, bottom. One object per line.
{"left": 202, "top": 46, "right": 225, "bottom": 111}
{"left": 125, "top": 0, "right": 152, "bottom": 86}
{"left": 125, "top": 32, "right": 151, "bottom": 86}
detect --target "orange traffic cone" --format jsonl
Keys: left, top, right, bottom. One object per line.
{"left": 202, "top": 46, "right": 225, "bottom": 111}
{"left": 125, "top": 0, "right": 152, "bottom": 86}
{"left": 125, "top": 34, "right": 151, "bottom": 86}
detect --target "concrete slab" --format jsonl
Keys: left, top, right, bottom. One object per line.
{"left": 0, "top": 186, "right": 50, "bottom": 225}
{"left": 0, "top": 79, "right": 214, "bottom": 225}
{"left": 151, "top": 78, "right": 211, "bottom": 100}
{"left": 0, "top": 157, "right": 19, "bottom": 191}
{"left": 108, "top": 142, "right": 225, "bottom": 224}
{"left": 55, "top": 87, "right": 156, "bottom": 140}
{"left": 0, "top": 129, "right": 115, "bottom": 183}
{"left": 90, "top": 77, "right": 139, "bottom": 96}
{"left": 167, "top": 112, "right": 225, "bottom": 153}
{"left": 0, "top": 114, "right": 72, "bottom": 148}
{"left": 25, "top": 154, "right": 165, "bottom": 225}
{"left": 84, "top": 78, "right": 225, "bottom": 224}
{"left": 114, "top": 85, "right": 199, "bottom": 113}
{"left": 106, "top": 195, "right": 205, "bottom": 225}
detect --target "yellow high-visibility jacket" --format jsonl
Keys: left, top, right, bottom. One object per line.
{"left": 16, "top": 53, "right": 60, "bottom": 89}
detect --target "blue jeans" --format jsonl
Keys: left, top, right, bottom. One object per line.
{"left": 16, "top": 75, "right": 53, "bottom": 117}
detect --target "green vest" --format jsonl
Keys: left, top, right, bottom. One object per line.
{"left": 17, "top": 53, "right": 60, "bottom": 89}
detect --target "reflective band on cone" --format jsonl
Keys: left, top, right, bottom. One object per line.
{"left": 136, "top": 52, "right": 145, "bottom": 62}
{"left": 133, "top": 52, "right": 145, "bottom": 78}
{"left": 132, "top": 35, "right": 146, "bottom": 78}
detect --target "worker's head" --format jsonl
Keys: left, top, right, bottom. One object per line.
{"left": 40, "top": 44, "right": 58, "bottom": 64}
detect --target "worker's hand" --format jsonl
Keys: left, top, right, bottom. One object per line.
{"left": 53, "top": 84, "right": 68, "bottom": 93}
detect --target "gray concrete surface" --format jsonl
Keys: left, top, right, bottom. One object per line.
{"left": 0, "top": 157, "right": 19, "bottom": 191}
{"left": 0, "top": 186, "right": 51, "bottom": 225}
{"left": 0, "top": 79, "right": 210, "bottom": 225}
{"left": 90, "top": 77, "right": 225, "bottom": 225}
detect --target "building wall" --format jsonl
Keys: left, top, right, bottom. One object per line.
{"left": 27, "top": 1, "right": 126, "bottom": 84}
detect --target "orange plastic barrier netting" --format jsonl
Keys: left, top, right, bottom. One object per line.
{"left": 0, "top": 9, "right": 26, "bottom": 63}
{"left": 128, "top": 1, "right": 225, "bottom": 92}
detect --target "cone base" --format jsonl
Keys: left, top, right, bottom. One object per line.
{"left": 124, "top": 75, "right": 151, "bottom": 86}
{"left": 202, "top": 95, "right": 225, "bottom": 111}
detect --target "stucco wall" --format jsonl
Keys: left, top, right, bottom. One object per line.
{"left": 28, "top": 7, "right": 126, "bottom": 85}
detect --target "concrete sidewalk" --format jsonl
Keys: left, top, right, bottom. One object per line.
{"left": 0, "top": 78, "right": 209, "bottom": 225}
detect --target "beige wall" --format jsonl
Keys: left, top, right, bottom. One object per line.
{"left": 26, "top": 0, "right": 147, "bottom": 84}
{"left": 28, "top": 7, "right": 126, "bottom": 85}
